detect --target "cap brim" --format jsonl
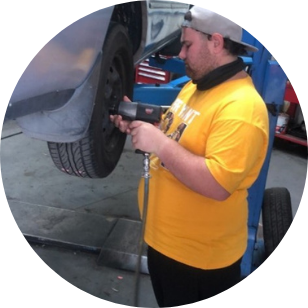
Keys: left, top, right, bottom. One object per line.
{"left": 234, "top": 40, "right": 258, "bottom": 52}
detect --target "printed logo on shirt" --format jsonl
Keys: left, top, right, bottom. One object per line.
{"left": 170, "top": 98, "right": 200, "bottom": 124}
{"left": 151, "top": 99, "right": 199, "bottom": 170}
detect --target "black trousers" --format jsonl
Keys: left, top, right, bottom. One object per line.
{"left": 147, "top": 246, "right": 242, "bottom": 307}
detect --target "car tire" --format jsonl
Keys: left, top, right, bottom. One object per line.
{"left": 48, "top": 23, "right": 134, "bottom": 178}
{"left": 262, "top": 187, "right": 293, "bottom": 258}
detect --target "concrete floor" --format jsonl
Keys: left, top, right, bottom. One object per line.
{"left": 1, "top": 119, "right": 307, "bottom": 307}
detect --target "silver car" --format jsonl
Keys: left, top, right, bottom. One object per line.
{"left": 6, "top": 1, "right": 190, "bottom": 178}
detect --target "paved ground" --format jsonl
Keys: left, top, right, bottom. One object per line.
{"left": 1, "top": 119, "right": 307, "bottom": 307}
{"left": 1, "top": 120, "right": 156, "bottom": 307}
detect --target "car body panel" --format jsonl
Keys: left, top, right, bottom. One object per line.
{"left": 6, "top": 1, "right": 189, "bottom": 143}
{"left": 9, "top": 7, "right": 113, "bottom": 109}
{"left": 15, "top": 54, "right": 102, "bottom": 143}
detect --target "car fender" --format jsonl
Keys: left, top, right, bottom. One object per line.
{"left": 7, "top": 2, "right": 190, "bottom": 143}
{"left": 7, "top": 7, "right": 114, "bottom": 120}
{"left": 16, "top": 53, "right": 103, "bottom": 143}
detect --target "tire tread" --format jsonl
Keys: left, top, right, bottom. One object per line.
{"left": 262, "top": 187, "right": 293, "bottom": 257}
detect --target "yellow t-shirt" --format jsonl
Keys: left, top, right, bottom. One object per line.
{"left": 138, "top": 76, "right": 269, "bottom": 270}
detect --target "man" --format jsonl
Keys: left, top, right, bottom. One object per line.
{"left": 111, "top": 6, "right": 269, "bottom": 307}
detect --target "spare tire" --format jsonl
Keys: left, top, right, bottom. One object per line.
{"left": 48, "top": 23, "right": 134, "bottom": 178}
{"left": 262, "top": 187, "right": 293, "bottom": 258}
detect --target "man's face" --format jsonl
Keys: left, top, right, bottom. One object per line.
{"left": 179, "top": 27, "right": 217, "bottom": 80}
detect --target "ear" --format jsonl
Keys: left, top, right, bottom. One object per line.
{"left": 211, "top": 33, "right": 224, "bottom": 53}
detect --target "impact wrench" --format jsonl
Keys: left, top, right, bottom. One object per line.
{"left": 110, "top": 101, "right": 163, "bottom": 307}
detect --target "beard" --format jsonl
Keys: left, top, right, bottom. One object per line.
{"left": 184, "top": 64, "right": 193, "bottom": 79}
{"left": 185, "top": 63, "right": 210, "bottom": 81}
{"left": 185, "top": 55, "right": 217, "bottom": 82}
{"left": 185, "top": 63, "right": 202, "bottom": 80}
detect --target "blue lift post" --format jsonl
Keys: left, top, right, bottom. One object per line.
{"left": 133, "top": 33, "right": 288, "bottom": 278}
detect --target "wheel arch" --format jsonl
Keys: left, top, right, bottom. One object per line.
{"left": 16, "top": 5, "right": 141, "bottom": 144}
{"left": 16, "top": 53, "right": 104, "bottom": 143}
{"left": 111, "top": 1, "right": 145, "bottom": 62}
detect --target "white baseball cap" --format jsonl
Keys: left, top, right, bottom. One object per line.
{"left": 182, "top": 6, "right": 258, "bottom": 52}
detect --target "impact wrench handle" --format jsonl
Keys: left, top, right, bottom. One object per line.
{"left": 110, "top": 101, "right": 163, "bottom": 156}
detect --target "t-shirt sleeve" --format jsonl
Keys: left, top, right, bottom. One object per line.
{"left": 205, "top": 118, "right": 268, "bottom": 194}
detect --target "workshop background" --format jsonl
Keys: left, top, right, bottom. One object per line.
{"left": 1, "top": 1, "right": 307, "bottom": 307}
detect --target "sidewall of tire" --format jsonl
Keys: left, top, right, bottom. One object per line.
{"left": 88, "top": 23, "right": 134, "bottom": 177}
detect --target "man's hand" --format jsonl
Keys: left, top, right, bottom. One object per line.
{"left": 109, "top": 96, "right": 132, "bottom": 134}
{"left": 130, "top": 121, "right": 167, "bottom": 155}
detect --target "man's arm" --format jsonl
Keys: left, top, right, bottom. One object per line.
{"left": 129, "top": 121, "right": 230, "bottom": 201}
